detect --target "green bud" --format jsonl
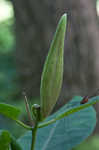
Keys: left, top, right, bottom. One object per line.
{"left": 40, "top": 14, "right": 67, "bottom": 119}
{"left": 32, "top": 104, "right": 41, "bottom": 122}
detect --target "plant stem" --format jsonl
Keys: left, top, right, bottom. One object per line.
{"left": 16, "top": 119, "right": 32, "bottom": 130}
{"left": 31, "top": 122, "right": 38, "bottom": 150}
{"left": 38, "top": 100, "right": 98, "bottom": 129}
{"left": 23, "top": 92, "right": 34, "bottom": 126}
{"left": 38, "top": 118, "right": 56, "bottom": 128}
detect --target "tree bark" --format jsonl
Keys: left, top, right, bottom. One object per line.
{"left": 12, "top": 0, "right": 57, "bottom": 98}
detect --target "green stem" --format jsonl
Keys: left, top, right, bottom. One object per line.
{"left": 16, "top": 119, "right": 32, "bottom": 130}
{"left": 38, "top": 118, "right": 56, "bottom": 128}
{"left": 38, "top": 101, "right": 98, "bottom": 129}
{"left": 31, "top": 122, "right": 38, "bottom": 150}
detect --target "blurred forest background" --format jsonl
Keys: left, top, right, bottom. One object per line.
{"left": 0, "top": 0, "right": 99, "bottom": 149}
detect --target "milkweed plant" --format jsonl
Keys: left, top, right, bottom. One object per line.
{"left": 0, "top": 13, "right": 99, "bottom": 150}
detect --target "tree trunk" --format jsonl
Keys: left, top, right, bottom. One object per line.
{"left": 12, "top": 0, "right": 57, "bottom": 98}
{"left": 12, "top": 0, "right": 99, "bottom": 132}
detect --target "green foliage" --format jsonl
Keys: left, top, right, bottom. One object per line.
{"left": 0, "top": 13, "right": 99, "bottom": 150}
{"left": 0, "top": 19, "right": 14, "bottom": 53}
{"left": 0, "top": 103, "right": 21, "bottom": 121}
{"left": 38, "top": 96, "right": 99, "bottom": 128}
{"left": 40, "top": 14, "right": 67, "bottom": 119}
{"left": 0, "top": 130, "right": 11, "bottom": 150}
{"left": 0, "top": 130, "right": 22, "bottom": 150}
{"left": 0, "top": 19, "right": 19, "bottom": 101}
{"left": 76, "top": 136, "right": 99, "bottom": 150}
{"left": 10, "top": 136, "right": 22, "bottom": 150}
{"left": 18, "top": 96, "right": 96, "bottom": 150}
{"left": 0, "top": 55, "right": 20, "bottom": 103}
{"left": 0, "top": 5, "right": 27, "bottom": 140}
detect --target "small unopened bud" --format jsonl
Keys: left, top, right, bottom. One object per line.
{"left": 32, "top": 104, "right": 41, "bottom": 122}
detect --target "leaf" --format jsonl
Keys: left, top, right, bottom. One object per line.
{"left": 0, "top": 130, "right": 11, "bottom": 150}
{"left": 10, "top": 136, "right": 22, "bottom": 150}
{"left": 39, "top": 95, "right": 99, "bottom": 128}
{"left": 76, "top": 136, "right": 99, "bottom": 150}
{"left": 40, "top": 14, "right": 67, "bottom": 119}
{"left": 18, "top": 96, "right": 97, "bottom": 150}
{"left": 0, "top": 103, "right": 21, "bottom": 121}
{"left": 0, "top": 130, "right": 22, "bottom": 150}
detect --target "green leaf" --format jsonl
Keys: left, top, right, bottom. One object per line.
{"left": 39, "top": 96, "right": 99, "bottom": 128}
{"left": 0, "top": 130, "right": 22, "bottom": 150}
{"left": 10, "top": 136, "right": 22, "bottom": 150}
{"left": 18, "top": 96, "right": 96, "bottom": 150}
{"left": 0, "top": 130, "right": 11, "bottom": 150}
{"left": 0, "top": 103, "right": 21, "bottom": 121}
{"left": 76, "top": 136, "right": 99, "bottom": 150}
{"left": 40, "top": 14, "right": 67, "bottom": 119}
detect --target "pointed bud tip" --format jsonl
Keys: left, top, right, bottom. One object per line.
{"left": 59, "top": 13, "right": 67, "bottom": 27}
{"left": 61, "top": 13, "right": 67, "bottom": 21}
{"left": 58, "top": 13, "right": 67, "bottom": 32}
{"left": 62, "top": 13, "right": 67, "bottom": 17}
